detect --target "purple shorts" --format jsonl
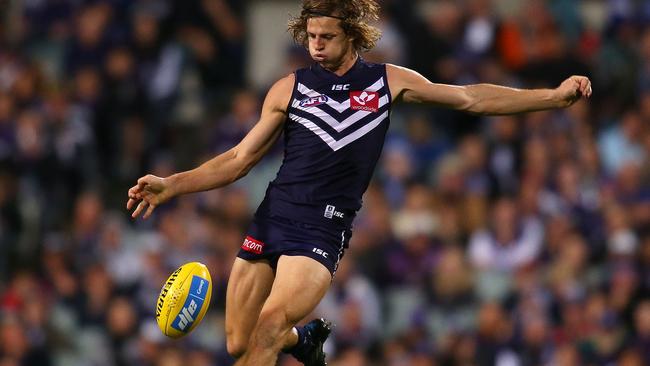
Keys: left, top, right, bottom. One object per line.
{"left": 237, "top": 215, "right": 351, "bottom": 276}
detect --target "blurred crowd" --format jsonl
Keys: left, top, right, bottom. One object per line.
{"left": 1, "top": 0, "right": 650, "bottom": 365}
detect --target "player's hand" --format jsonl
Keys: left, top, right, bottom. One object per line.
{"left": 127, "top": 174, "right": 173, "bottom": 219}
{"left": 556, "top": 75, "right": 592, "bottom": 107}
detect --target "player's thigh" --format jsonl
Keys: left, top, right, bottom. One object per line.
{"left": 259, "top": 255, "right": 331, "bottom": 326}
{"left": 225, "top": 258, "right": 275, "bottom": 343}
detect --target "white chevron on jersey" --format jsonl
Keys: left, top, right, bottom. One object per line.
{"left": 296, "top": 77, "right": 385, "bottom": 113}
{"left": 289, "top": 110, "right": 389, "bottom": 151}
{"left": 291, "top": 94, "right": 389, "bottom": 132}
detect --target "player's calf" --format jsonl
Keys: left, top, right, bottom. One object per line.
{"left": 234, "top": 308, "right": 298, "bottom": 365}
{"left": 249, "top": 307, "right": 296, "bottom": 350}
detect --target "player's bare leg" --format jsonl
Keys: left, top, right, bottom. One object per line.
{"left": 225, "top": 258, "right": 275, "bottom": 358}
{"left": 234, "top": 255, "right": 332, "bottom": 366}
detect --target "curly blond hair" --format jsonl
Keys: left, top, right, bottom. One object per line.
{"left": 288, "top": 0, "right": 382, "bottom": 52}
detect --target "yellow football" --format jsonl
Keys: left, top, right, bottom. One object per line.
{"left": 155, "top": 262, "right": 212, "bottom": 339}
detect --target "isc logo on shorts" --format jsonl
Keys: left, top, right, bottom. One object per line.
{"left": 242, "top": 236, "right": 264, "bottom": 254}
{"left": 313, "top": 247, "right": 328, "bottom": 258}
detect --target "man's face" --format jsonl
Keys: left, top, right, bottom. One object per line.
{"left": 306, "top": 16, "right": 353, "bottom": 67}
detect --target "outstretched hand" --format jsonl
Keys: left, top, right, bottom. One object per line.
{"left": 127, "top": 174, "right": 173, "bottom": 219}
{"left": 556, "top": 75, "right": 592, "bottom": 107}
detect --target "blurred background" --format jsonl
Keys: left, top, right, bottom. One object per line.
{"left": 0, "top": 0, "right": 649, "bottom": 365}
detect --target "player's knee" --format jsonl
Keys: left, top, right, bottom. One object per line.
{"left": 226, "top": 337, "right": 247, "bottom": 359}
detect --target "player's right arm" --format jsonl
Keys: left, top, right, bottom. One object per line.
{"left": 127, "top": 74, "right": 295, "bottom": 219}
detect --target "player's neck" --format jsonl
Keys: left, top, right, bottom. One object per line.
{"left": 320, "top": 51, "right": 358, "bottom": 77}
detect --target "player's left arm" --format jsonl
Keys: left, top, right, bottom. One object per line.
{"left": 386, "top": 64, "right": 591, "bottom": 115}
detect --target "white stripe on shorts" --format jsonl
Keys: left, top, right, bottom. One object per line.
{"left": 333, "top": 230, "right": 345, "bottom": 275}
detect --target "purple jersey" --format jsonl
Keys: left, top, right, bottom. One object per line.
{"left": 256, "top": 58, "right": 392, "bottom": 228}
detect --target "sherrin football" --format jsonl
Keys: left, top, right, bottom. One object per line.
{"left": 156, "top": 262, "right": 212, "bottom": 339}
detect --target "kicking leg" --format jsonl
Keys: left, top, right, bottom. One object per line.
{"left": 225, "top": 258, "right": 275, "bottom": 359}
{"left": 235, "top": 255, "right": 332, "bottom": 366}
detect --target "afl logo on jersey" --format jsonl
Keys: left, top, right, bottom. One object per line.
{"left": 350, "top": 91, "right": 379, "bottom": 112}
{"left": 300, "top": 95, "right": 329, "bottom": 108}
